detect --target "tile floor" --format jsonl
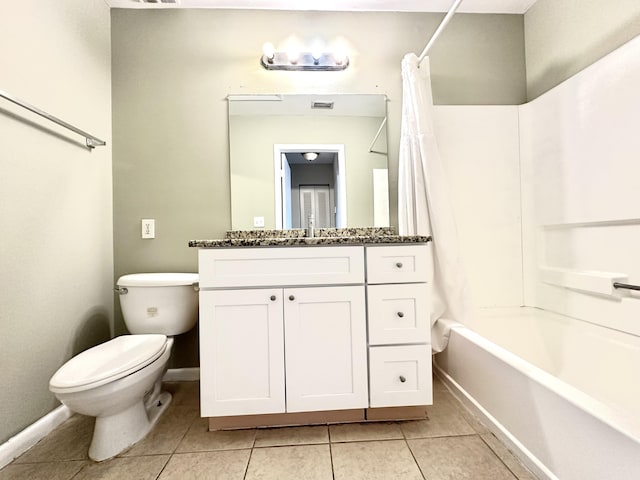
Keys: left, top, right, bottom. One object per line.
{"left": 0, "top": 377, "right": 539, "bottom": 480}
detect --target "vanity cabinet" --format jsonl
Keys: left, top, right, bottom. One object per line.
{"left": 199, "top": 246, "right": 367, "bottom": 418}
{"left": 198, "top": 242, "right": 432, "bottom": 424}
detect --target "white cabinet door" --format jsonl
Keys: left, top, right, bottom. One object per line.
{"left": 284, "top": 286, "right": 368, "bottom": 412}
{"left": 199, "top": 289, "right": 285, "bottom": 417}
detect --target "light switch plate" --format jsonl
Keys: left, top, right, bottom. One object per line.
{"left": 141, "top": 219, "right": 155, "bottom": 239}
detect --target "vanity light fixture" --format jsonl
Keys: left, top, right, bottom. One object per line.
{"left": 303, "top": 152, "right": 319, "bottom": 161}
{"left": 261, "top": 42, "right": 349, "bottom": 71}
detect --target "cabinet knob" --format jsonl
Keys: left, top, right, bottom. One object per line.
{"left": 270, "top": 295, "right": 276, "bottom": 301}
{"left": 397, "top": 311, "right": 404, "bottom": 318}
{"left": 395, "top": 262, "right": 403, "bottom": 268}
{"left": 399, "top": 375, "right": 406, "bottom": 383}
{"left": 289, "top": 295, "right": 295, "bottom": 301}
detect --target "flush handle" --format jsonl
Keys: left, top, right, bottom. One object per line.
{"left": 114, "top": 286, "right": 128, "bottom": 295}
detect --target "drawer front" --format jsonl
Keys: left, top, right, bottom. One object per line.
{"left": 367, "top": 284, "right": 430, "bottom": 345}
{"left": 369, "top": 345, "right": 432, "bottom": 407}
{"left": 366, "top": 245, "right": 430, "bottom": 284}
{"left": 199, "top": 246, "right": 364, "bottom": 288}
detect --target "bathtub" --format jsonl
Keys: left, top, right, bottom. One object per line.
{"left": 434, "top": 307, "right": 640, "bottom": 480}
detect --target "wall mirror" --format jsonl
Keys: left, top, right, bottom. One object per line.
{"left": 229, "top": 93, "right": 389, "bottom": 230}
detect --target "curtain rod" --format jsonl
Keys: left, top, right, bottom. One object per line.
{"left": 0, "top": 89, "right": 106, "bottom": 149}
{"left": 418, "top": 0, "right": 464, "bottom": 62}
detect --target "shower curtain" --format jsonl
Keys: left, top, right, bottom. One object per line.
{"left": 398, "top": 53, "right": 472, "bottom": 352}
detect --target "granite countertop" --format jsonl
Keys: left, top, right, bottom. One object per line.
{"left": 189, "top": 227, "right": 432, "bottom": 248}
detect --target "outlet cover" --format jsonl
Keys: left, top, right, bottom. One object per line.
{"left": 141, "top": 219, "right": 155, "bottom": 239}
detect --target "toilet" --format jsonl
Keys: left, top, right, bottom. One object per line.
{"left": 49, "top": 273, "right": 199, "bottom": 461}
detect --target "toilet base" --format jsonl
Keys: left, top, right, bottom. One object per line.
{"left": 88, "top": 391, "right": 172, "bottom": 462}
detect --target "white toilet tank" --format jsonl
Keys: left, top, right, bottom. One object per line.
{"left": 117, "top": 273, "right": 199, "bottom": 335}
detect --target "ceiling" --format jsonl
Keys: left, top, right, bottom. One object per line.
{"left": 105, "top": 0, "right": 540, "bottom": 15}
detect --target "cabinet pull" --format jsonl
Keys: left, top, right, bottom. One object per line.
{"left": 289, "top": 295, "right": 295, "bottom": 301}
{"left": 397, "top": 311, "right": 404, "bottom": 318}
{"left": 270, "top": 295, "right": 276, "bottom": 301}
{"left": 395, "top": 262, "right": 403, "bottom": 268}
{"left": 399, "top": 375, "right": 406, "bottom": 383}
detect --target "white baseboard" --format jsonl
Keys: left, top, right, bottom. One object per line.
{"left": 0, "top": 405, "right": 72, "bottom": 470}
{"left": 163, "top": 367, "right": 200, "bottom": 382}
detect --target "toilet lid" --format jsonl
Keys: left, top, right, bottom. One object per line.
{"left": 49, "top": 335, "right": 167, "bottom": 393}
{"left": 117, "top": 273, "right": 198, "bottom": 287}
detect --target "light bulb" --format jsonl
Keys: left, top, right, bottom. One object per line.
{"left": 262, "top": 42, "right": 275, "bottom": 62}
{"left": 333, "top": 47, "right": 348, "bottom": 66}
{"left": 287, "top": 47, "right": 299, "bottom": 65}
{"left": 311, "top": 42, "right": 323, "bottom": 65}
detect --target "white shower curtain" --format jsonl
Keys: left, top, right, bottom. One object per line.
{"left": 398, "top": 53, "right": 472, "bottom": 353}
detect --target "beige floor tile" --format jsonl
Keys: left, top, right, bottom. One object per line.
{"left": 121, "top": 405, "right": 199, "bottom": 456}
{"left": 159, "top": 450, "right": 250, "bottom": 479}
{"left": 245, "top": 444, "right": 332, "bottom": 480}
{"left": 0, "top": 460, "right": 86, "bottom": 480}
{"left": 409, "top": 435, "right": 517, "bottom": 480}
{"left": 457, "top": 406, "right": 491, "bottom": 434}
{"left": 254, "top": 425, "right": 329, "bottom": 447}
{"left": 481, "top": 433, "right": 538, "bottom": 480}
{"left": 332, "top": 440, "right": 423, "bottom": 480}
{"left": 163, "top": 381, "right": 200, "bottom": 407}
{"left": 400, "top": 390, "right": 476, "bottom": 439}
{"left": 329, "top": 421, "right": 403, "bottom": 442}
{"left": 431, "top": 387, "right": 469, "bottom": 410}
{"left": 176, "top": 418, "right": 256, "bottom": 453}
{"left": 432, "top": 374, "right": 449, "bottom": 392}
{"left": 433, "top": 387, "right": 491, "bottom": 434}
{"left": 14, "top": 414, "right": 93, "bottom": 463}
{"left": 73, "top": 455, "right": 169, "bottom": 480}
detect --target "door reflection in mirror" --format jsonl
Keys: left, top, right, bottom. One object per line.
{"left": 275, "top": 145, "right": 346, "bottom": 229}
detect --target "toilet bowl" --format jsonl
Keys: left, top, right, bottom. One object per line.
{"left": 49, "top": 273, "right": 198, "bottom": 461}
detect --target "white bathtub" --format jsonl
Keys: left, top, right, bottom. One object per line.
{"left": 434, "top": 307, "right": 640, "bottom": 480}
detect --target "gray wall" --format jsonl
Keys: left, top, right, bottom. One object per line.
{"left": 111, "top": 9, "right": 526, "bottom": 366}
{"left": 524, "top": 0, "right": 640, "bottom": 100}
{"left": 0, "top": 1, "right": 112, "bottom": 445}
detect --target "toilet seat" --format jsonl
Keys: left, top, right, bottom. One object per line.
{"left": 49, "top": 334, "right": 168, "bottom": 394}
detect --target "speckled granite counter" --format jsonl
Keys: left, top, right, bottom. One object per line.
{"left": 189, "top": 227, "right": 432, "bottom": 248}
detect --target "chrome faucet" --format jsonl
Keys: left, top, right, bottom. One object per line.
{"left": 306, "top": 213, "right": 315, "bottom": 238}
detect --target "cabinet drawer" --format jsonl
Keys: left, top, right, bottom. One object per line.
{"left": 366, "top": 245, "right": 430, "bottom": 284}
{"left": 369, "top": 345, "right": 432, "bottom": 407}
{"left": 367, "top": 284, "right": 430, "bottom": 345}
{"left": 199, "top": 246, "right": 364, "bottom": 288}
